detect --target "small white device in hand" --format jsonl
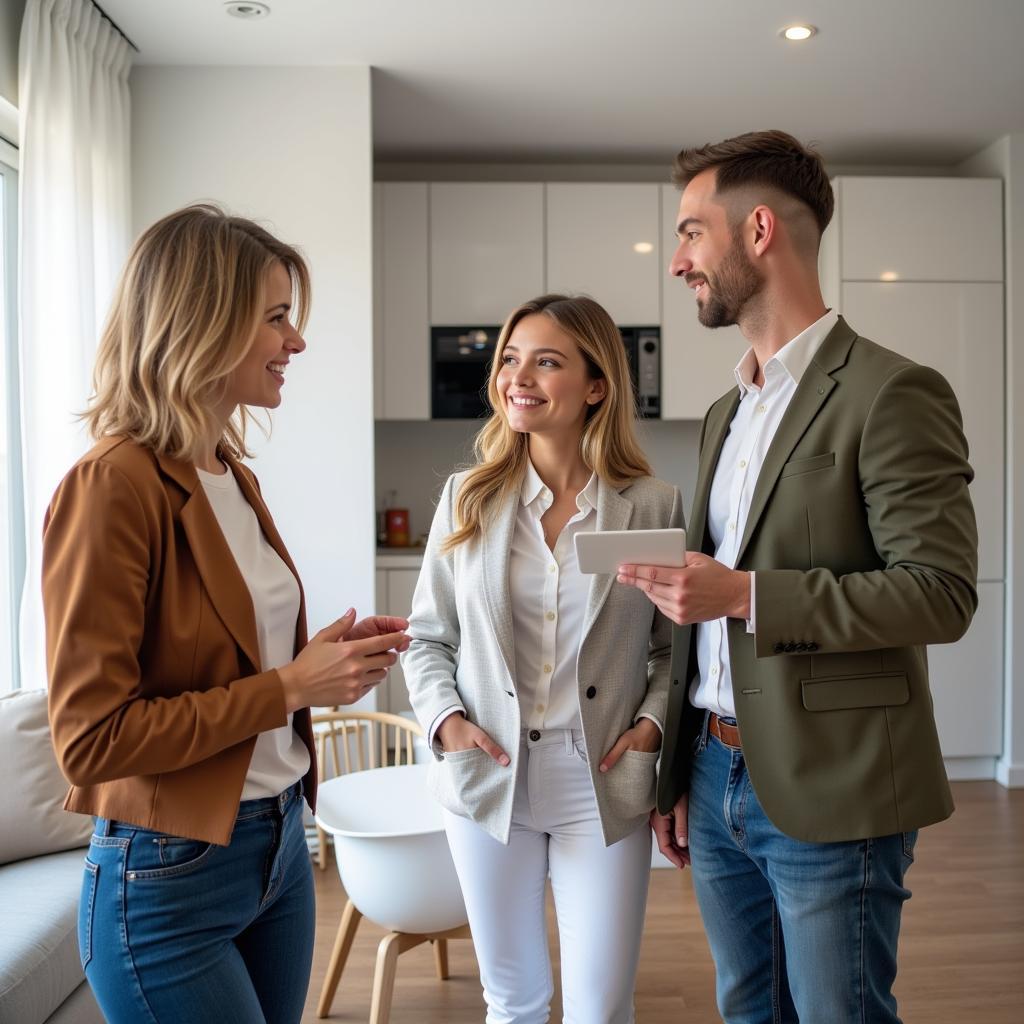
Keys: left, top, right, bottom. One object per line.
{"left": 573, "top": 528, "right": 687, "bottom": 575}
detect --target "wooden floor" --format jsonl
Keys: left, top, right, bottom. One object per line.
{"left": 301, "top": 781, "right": 1024, "bottom": 1023}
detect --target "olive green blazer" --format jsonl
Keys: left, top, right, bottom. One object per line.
{"left": 657, "top": 317, "right": 978, "bottom": 842}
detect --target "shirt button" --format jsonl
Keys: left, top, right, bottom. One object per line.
{"left": 739, "top": 459, "right": 747, "bottom": 468}
{"left": 546, "top": 611, "right": 556, "bottom": 621}
{"left": 543, "top": 664, "right": 552, "bottom": 674}
{"left": 728, "top": 522, "right": 736, "bottom": 532}
{"left": 536, "top": 704, "right": 545, "bottom": 713}
{"left": 758, "top": 404, "right": 766, "bottom": 414}
{"left": 711, "top": 665, "right": 719, "bottom": 676}
{"left": 548, "top": 565, "right": 556, "bottom": 574}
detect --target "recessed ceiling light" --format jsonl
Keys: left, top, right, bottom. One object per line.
{"left": 880, "top": 271, "right": 899, "bottom": 282}
{"left": 633, "top": 242, "right": 654, "bottom": 254}
{"left": 225, "top": 2, "right": 271, "bottom": 19}
{"left": 781, "top": 24, "right": 817, "bottom": 41}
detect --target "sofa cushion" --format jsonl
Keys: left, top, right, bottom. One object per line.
{"left": 0, "top": 690, "right": 91, "bottom": 865}
{"left": 0, "top": 848, "right": 91, "bottom": 1024}
{"left": 42, "top": 978, "right": 103, "bottom": 1024}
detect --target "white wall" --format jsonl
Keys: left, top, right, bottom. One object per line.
{"left": 132, "top": 65, "right": 375, "bottom": 636}
{"left": 960, "top": 134, "right": 1024, "bottom": 786}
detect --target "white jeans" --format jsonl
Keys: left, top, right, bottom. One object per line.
{"left": 443, "top": 728, "right": 652, "bottom": 1024}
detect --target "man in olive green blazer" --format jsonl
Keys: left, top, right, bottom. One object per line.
{"left": 618, "top": 131, "right": 977, "bottom": 1024}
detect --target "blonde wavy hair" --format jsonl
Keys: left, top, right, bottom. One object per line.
{"left": 444, "top": 294, "right": 653, "bottom": 551}
{"left": 84, "top": 203, "right": 311, "bottom": 462}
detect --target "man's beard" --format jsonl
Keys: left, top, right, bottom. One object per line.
{"left": 694, "top": 233, "right": 764, "bottom": 329}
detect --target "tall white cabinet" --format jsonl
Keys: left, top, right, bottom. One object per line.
{"left": 822, "top": 176, "right": 1004, "bottom": 775}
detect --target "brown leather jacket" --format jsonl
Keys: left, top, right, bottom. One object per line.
{"left": 43, "top": 436, "right": 316, "bottom": 845}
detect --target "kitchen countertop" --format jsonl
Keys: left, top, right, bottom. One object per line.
{"left": 376, "top": 547, "right": 426, "bottom": 569}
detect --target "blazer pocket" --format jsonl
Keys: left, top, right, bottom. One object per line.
{"left": 780, "top": 451, "right": 835, "bottom": 479}
{"left": 801, "top": 673, "right": 910, "bottom": 712}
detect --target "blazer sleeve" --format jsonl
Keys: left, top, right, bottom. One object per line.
{"left": 753, "top": 363, "right": 979, "bottom": 655}
{"left": 634, "top": 485, "right": 685, "bottom": 728}
{"left": 43, "top": 459, "right": 289, "bottom": 786}
{"left": 400, "top": 474, "right": 465, "bottom": 754}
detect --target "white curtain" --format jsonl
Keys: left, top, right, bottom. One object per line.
{"left": 17, "top": 0, "right": 132, "bottom": 689}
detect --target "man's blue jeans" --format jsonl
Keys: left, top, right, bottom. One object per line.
{"left": 79, "top": 783, "right": 314, "bottom": 1023}
{"left": 688, "top": 715, "right": 917, "bottom": 1024}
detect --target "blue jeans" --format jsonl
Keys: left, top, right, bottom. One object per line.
{"left": 79, "top": 783, "right": 314, "bottom": 1024}
{"left": 688, "top": 716, "right": 917, "bottom": 1024}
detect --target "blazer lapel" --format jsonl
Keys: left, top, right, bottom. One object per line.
{"left": 482, "top": 496, "right": 518, "bottom": 686}
{"left": 734, "top": 318, "right": 857, "bottom": 565}
{"left": 579, "top": 478, "right": 634, "bottom": 643}
{"left": 690, "top": 390, "right": 740, "bottom": 555}
{"left": 227, "top": 457, "right": 309, "bottom": 651}
{"left": 158, "top": 452, "right": 263, "bottom": 672}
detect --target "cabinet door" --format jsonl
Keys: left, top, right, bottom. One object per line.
{"left": 842, "top": 281, "right": 1004, "bottom": 581}
{"left": 377, "top": 183, "right": 430, "bottom": 420}
{"left": 430, "top": 183, "right": 544, "bottom": 325}
{"left": 380, "top": 569, "right": 420, "bottom": 715}
{"left": 660, "top": 184, "right": 747, "bottom": 420}
{"left": 929, "top": 581, "right": 1003, "bottom": 758}
{"left": 546, "top": 184, "right": 661, "bottom": 325}
{"left": 837, "top": 177, "right": 1002, "bottom": 283}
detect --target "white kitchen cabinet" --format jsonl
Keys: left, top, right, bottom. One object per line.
{"left": 545, "top": 184, "right": 661, "bottom": 325}
{"left": 659, "top": 184, "right": 747, "bottom": 420}
{"left": 841, "top": 281, "right": 1004, "bottom": 581}
{"left": 430, "top": 183, "right": 544, "bottom": 325}
{"left": 930, "top": 581, "right": 1003, "bottom": 758}
{"left": 834, "top": 177, "right": 1002, "bottom": 284}
{"left": 374, "top": 567, "right": 421, "bottom": 715}
{"left": 374, "top": 183, "right": 430, "bottom": 420}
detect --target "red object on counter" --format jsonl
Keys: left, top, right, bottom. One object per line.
{"left": 385, "top": 508, "right": 410, "bottom": 547}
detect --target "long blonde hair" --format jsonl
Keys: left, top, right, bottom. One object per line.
{"left": 84, "top": 203, "right": 311, "bottom": 462}
{"left": 444, "top": 294, "right": 652, "bottom": 551}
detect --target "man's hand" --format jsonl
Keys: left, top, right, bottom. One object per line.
{"left": 650, "top": 793, "right": 691, "bottom": 869}
{"left": 617, "top": 552, "right": 750, "bottom": 626}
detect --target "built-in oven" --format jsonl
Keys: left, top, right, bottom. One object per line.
{"left": 431, "top": 326, "right": 661, "bottom": 419}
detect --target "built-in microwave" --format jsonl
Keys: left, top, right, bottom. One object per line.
{"left": 431, "top": 326, "right": 661, "bottom": 420}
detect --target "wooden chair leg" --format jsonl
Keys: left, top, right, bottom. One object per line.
{"left": 316, "top": 823, "right": 329, "bottom": 871}
{"left": 432, "top": 938, "right": 449, "bottom": 980}
{"left": 316, "top": 899, "right": 362, "bottom": 1018}
{"left": 369, "top": 932, "right": 429, "bottom": 1024}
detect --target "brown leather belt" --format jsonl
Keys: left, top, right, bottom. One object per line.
{"left": 709, "top": 712, "right": 742, "bottom": 750}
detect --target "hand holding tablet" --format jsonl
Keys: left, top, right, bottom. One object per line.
{"left": 574, "top": 528, "right": 687, "bottom": 575}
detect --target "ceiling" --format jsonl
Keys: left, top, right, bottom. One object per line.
{"left": 101, "top": 0, "right": 1024, "bottom": 166}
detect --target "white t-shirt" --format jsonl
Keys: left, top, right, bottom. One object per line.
{"left": 197, "top": 464, "right": 310, "bottom": 799}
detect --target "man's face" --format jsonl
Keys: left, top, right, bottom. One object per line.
{"left": 668, "top": 168, "right": 764, "bottom": 328}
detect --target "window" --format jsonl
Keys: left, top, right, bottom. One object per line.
{"left": 0, "top": 140, "right": 22, "bottom": 691}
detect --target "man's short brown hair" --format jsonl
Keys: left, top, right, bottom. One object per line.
{"left": 672, "top": 130, "right": 834, "bottom": 234}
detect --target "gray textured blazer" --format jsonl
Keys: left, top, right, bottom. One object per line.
{"left": 402, "top": 470, "right": 683, "bottom": 846}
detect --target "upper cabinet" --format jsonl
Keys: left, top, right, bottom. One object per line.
{"left": 374, "top": 182, "right": 430, "bottom": 420}
{"left": 430, "top": 183, "right": 544, "bottom": 325}
{"left": 659, "top": 184, "right": 747, "bottom": 420}
{"left": 545, "top": 184, "right": 661, "bottom": 325}
{"left": 833, "top": 177, "right": 1003, "bottom": 284}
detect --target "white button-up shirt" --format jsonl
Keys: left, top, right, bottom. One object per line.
{"left": 691, "top": 309, "right": 839, "bottom": 718}
{"left": 509, "top": 460, "right": 597, "bottom": 730}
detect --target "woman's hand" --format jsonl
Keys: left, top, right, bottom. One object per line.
{"left": 437, "top": 712, "right": 510, "bottom": 766}
{"left": 277, "top": 609, "right": 410, "bottom": 712}
{"left": 598, "top": 717, "right": 662, "bottom": 773}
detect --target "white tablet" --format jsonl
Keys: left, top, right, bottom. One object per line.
{"left": 574, "top": 528, "right": 687, "bottom": 575}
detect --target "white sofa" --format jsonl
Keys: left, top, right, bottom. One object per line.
{"left": 0, "top": 689, "right": 103, "bottom": 1024}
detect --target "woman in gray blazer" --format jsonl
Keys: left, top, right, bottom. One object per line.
{"left": 403, "top": 294, "right": 682, "bottom": 1024}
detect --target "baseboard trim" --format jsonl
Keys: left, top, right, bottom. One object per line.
{"left": 996, "top": 759, "right": 1024, "bottom": 787}
{"left": 944, "top": 756, "right": 997, "bottom": 781}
